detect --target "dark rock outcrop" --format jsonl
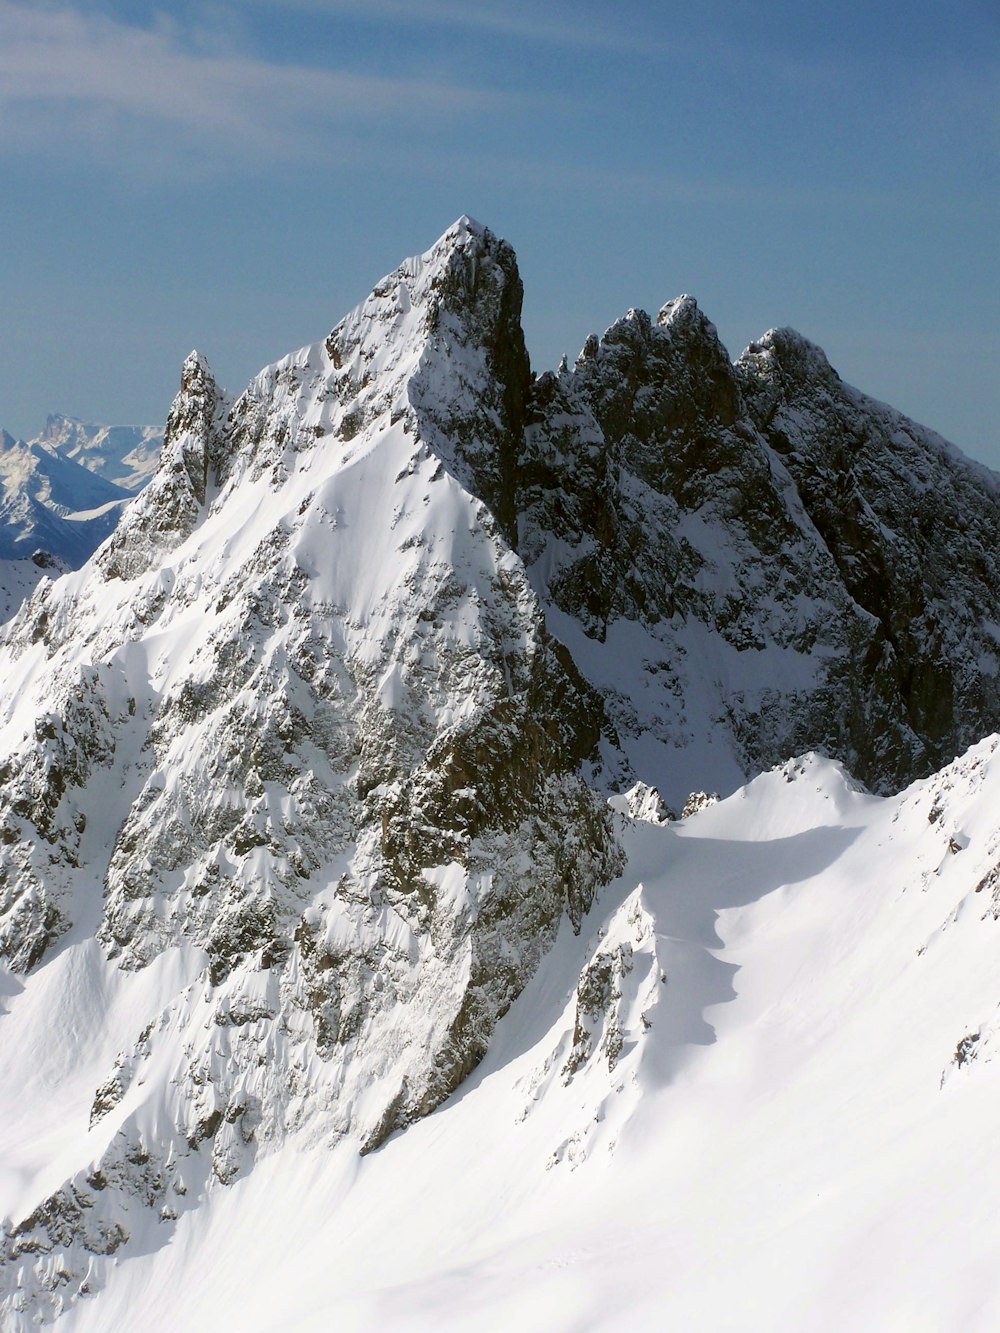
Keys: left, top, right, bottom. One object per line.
{"left": 518, "top": 299, "right": 1000, "bottom": 797}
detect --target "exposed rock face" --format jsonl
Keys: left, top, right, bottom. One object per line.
{"left": 0, "top": 215, "right": 998, "bottom": 1323}
{"left": 358, "top": 218, "right": 532, "bottom": 546}
{"left": 737, "top": 328, "right": 1000, "bottom": 775}
{"left": 518, "top": 297, "right": 1000, "bottom": 799}
{"left": 98, "top": 351, "right": 230, "bottom": 581}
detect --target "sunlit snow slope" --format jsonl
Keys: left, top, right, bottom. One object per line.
{"left": 48, "top": 742, "right": 1000, "bottom": 1331}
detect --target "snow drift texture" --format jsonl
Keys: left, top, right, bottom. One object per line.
{"left": 1, "top": 217, "right": 999, "bottom": 1328}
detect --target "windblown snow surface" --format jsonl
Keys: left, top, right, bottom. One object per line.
{"left": 5, "top": 746, "right": 1000, "bottom": 1329}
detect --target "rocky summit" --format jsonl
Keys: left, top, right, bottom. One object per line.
{"left": 519, "top": 291, "right": 1000, "bottom": 801}
{"left": 1, "top": 218, "right": 998, "bottom": 1327}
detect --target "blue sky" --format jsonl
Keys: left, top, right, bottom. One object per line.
{"left": 2, "top": 0, "right": 997, "bottom": 463}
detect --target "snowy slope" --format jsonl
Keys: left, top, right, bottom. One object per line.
{"left": 8, "top": 743, "right": 1000, "bottom": 1330}
{"left": 0, "top": 219, "right": 618, "bottom": 1324}
{"left": 0, "top": 554, "right": 68, "bottom": 626}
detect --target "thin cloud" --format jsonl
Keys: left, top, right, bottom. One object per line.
{"left": 0, "top": 1, "right": 519, "bottom": 170}
{"left": 244, "top": 0, "right": 667, "bottom": 57}
{"left": 373, "top": 140, "right": 989, "bottom": 223}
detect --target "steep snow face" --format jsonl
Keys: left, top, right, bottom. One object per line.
{"left": 520, "top": 299, "right": 1000, "bottom": 803}
{"left": 325, "top": 214, "right": 531, "bottom": 547}
{"left": 0, "top": 219, "right": 620, "bottom": 1324}
{"left": 0, "top": 554, "right": 68, "bottom": 625}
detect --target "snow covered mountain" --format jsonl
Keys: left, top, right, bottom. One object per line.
{"left": 53, "top": 743, "right": 1000, "bottom": 1331}
{"left": 0, "top": 429, "right": 131, "bottom": 566}
{"left": 36, "top": 416, "right": 162, "bottom": 495}
{"left": 1, "top": 217, "right": 999, "bottom": 1328}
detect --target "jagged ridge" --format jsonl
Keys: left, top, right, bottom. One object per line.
{"left": 517, "top": 293, "right": 1000, "bottom": 799}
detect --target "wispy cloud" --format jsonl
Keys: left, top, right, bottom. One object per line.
{"left": 370, "top": 138, "right": 992, "bottom": 224}
{"left": 0, "top": 1, "right": 519, "bottom": 174}
{"left": 242, "top": 0, "right": 667, "bottom": 57}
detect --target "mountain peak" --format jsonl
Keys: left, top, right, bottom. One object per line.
{"left": 656, "top": 293, "right": 727, "bottom": 352}
{"left": 318, "top": 217, "right": 528, "bottom": 542}
{"left": 324, "top": 217, "right": 513, "bottom": 362}
{"left": 179, "top": 349, "right": 217, "bottom": 396}
{"left": 42, "top": 412, "right": 79, "bottom": 435}
{"left": 656, "top": 292, "right": 700, "bottom": 324}
{"left": 738, "top": 326, "right": 839, "bottom": 389}
{"left": 5, "top": 221, "right": 1000, "bottom": 1327}
{"left": 390, "top": 215, "right": 514, "bottom": 305}
{"left": 442, "top": 212, "right": 488, "bottom": 240}
{"left": 96, "top": 352, "right": 228, "bottom": 580}
{"left": 169, "top": 350, "right": 222, "bottom": 433}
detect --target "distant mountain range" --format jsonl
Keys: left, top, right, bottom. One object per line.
{"left": 0, "top": 416, "right": 162, "bottom": 611}
{"left": 34, "top": 415, "right": 162, "bottom": 494}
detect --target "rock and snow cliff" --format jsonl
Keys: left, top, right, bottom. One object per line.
{"left": 0, "top": 552, "right": 69, "bottom": 625}
{"left": 0, "top": 219, "right": 620, "bottom": 1322}
{"left": 518, "top": 297, "right": 1000, "bottom": 801}
{"left": 1, "top": 217, "right": 999, "bottom": 1327}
